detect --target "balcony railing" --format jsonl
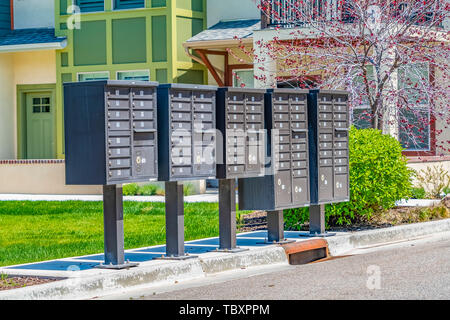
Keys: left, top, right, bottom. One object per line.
{"left": 260, "top": 0, "right": 447, "bottom": 29}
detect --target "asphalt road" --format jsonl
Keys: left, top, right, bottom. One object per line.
{"left": 126, "top": 238, "right": 450, "bottom": 300}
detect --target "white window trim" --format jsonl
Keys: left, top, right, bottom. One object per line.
{"left": 77, "top": 71, "right": 110, "bottom": 82}
{"left": 232, "top": 69, "right": 255, "bottom": 88}
{"left": 116, "top": 69, "right": 151, "bottom": 81}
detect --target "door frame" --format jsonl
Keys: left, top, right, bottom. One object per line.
{"left": 16, "top": 84, "right": 57, "bottom": 159}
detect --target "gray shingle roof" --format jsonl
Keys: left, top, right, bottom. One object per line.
{"left": 187, "top": 19, "right": 260, "bottom": 43}
{"left": 0, "top": 28, "right": 66, "bottom": 47}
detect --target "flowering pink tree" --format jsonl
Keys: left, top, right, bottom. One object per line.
{"left": 239, "top": 0, "right": 450, "bottom": 154}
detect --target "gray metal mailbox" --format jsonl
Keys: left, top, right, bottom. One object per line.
{"left": 64, "top": 80, "right": 159, "bottom": 268}
{"left": 308, "top": 90, "right": 350, "bottom": 205}
{"left": 238, "top": 88, "right": 311, "bottom": 211}
{"left": 157, "top": 84, "right": 218, "bottom": 182}
{"left": 216, "top": 87, "right": 266, "bottom": 179}
{"left": 64, "top": 80, "right": 159, "bottom": 185}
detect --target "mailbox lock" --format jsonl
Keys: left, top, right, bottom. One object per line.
{"left": 132, "top": 112, "right": 136, "bottom": 118}
{"left": 136, "top": 156, "right": 142, "bottom": 165}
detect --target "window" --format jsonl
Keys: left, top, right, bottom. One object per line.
{"left": 76, "top": 0, "right": 104, "bottom": 13}
{"left": 117, "top": 70, "right": 150, "bottom": 81}
{"left": 78, "top": 72, "right": 109, "bottom": 81}
{"left": 233, "top": 70, "right": 254, "bottom": 88}
{"left": 351, "top": 65, "right": 375, "bottom": 129}
{"left": 114, "top": 0, "right": 145, "bottom": 10}
{"left": 398, "top": 63, "right": 431, "bottom": 152}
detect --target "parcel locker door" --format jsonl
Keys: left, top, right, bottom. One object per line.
{"left": 334, "top": 174, "right": 349, "bottom": 199}
{"left": 318, "top": 167, "right": 333, "bottom": 202}
{"left": 133, "top": 147, "right": 155, "bottom": 177}
{"left": 275, "top": 171, "right": 292, "bottom": 207}
{"left": 293, "top": 177, "right": 309, "bottom": 205}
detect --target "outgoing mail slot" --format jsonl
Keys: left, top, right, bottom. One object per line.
{"left": 227, "top": 113, "right": 244, "bottom": 123}
{"left": 133, "top": 99, "right": 154, "bottom": 109}
{"left": 194, "top": 103, "right": 213, "bottom": 112}
{"left": 108, "top": 136, "right": 131, "bottom": 147}
{"left": 334, "top": 130, "right": 348, "bottom": 141}
{"left": 228, "top": 104, "right": 244, "bottom": 113}
{"left": 109, "top": 158, "right": 131, "bottom": 169}
{"left": 108, "top": 100, "right": 129, "bottom": 110}
{"left": 293, "top": 178, "right": 308, "bottom": 204}
{"left": 292, "top": 132, "right": 307, "bottom": 143}
{"left": 132, "top": 110, "right": 153, "bottom": 120}
{"left": 108, "top": 110, "right": 130, "bottom": 120}
{"left": 134, "top": 131, "right": 155, "bottom": 146}
{"left": 194, "top": 113, "right": 213, "bottom": 122}
{"left": 109, "top": 147, "right": 131, "bottom": 158}
{"left": 108, "top": 121, "right": 130, "bottom": 131}
{"left": 171, "top": 112, "right": 191, "bottom": 122}
{"left": 109, "top": 168, "right": 131, "bottom": 180}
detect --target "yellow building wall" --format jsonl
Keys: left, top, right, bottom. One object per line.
{"left": 0, "top": 53, "right": 16, "bottom": 159}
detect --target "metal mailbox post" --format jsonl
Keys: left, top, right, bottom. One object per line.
{"left": 307, "top": 90, "right": 350, "bottom": 236}
{"left": 157, "top": 84, "right": 218, "bottom": 259}
{"left": 216, "top": 88, "right": 266, "bottom": 252}
{"left": 238, "top": 89, "right": 311, "bottom": 242}
{"left": 64, "top": 80, "right": 159, "bottom": 268}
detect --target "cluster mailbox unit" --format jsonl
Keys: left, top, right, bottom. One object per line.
{"left": 157, "top": 83, "right": 218, "bottom": 258}
{"left": 307, "top": 90, "right": 350, "bottom": 235}
{"left": 215, "top": 87, "right": 266, "bottom": 251}
{"left": 238, "top": 89, "right": 311, "bottom": 242}
{"left": 64, "top": 80, "right": 159, "bottom": 268}
{"left": 64, "top": 80, "right": 351, "bottom": 267}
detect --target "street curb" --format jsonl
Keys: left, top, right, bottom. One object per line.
{"left": 326, "top": 218, "right": 450, "bottom": 256}
{"left": 0, "top": 246, "right": 288, "bottom": 300}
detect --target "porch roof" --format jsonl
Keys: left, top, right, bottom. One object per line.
{"left": 186, "top": 19, "right": 259, "bottom": 46}
{"left": 0, "top": 28, "right": 67, "bottom": 53}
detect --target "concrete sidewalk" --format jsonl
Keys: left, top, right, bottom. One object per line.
{"left": 1, "top": 218, "right": 449, "bottom": 300}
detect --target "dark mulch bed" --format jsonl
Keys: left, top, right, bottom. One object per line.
{"left": 0, "top": 276, "right": 58, "bottom": 291}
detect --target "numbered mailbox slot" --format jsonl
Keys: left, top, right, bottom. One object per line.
{"left": 171, "top": 90, "right": 191, "bottom": 102}
{"left": 292, "top": 167, "right": 308, "bottom": 177}
{"left": 193, "top": 112, "right": 213, "bottom": 122}
{"left": 246, "top": 93, "right": 263, "bottom": 104}
{"left": 319, "top": 120, "right": 333, "bottom": 130}
{"left": 273, "top": 104, "right": 289, "bottom": 113}
{"left": 132, "top": 110, "right": 154, "bottom": 120}
{"left": 292, "top": 160, "right": 307, "bottom": 169}
{"left": 290, "top": 113, "right": 306, "bottom": 122}
{"left": 318, "top": 104, "right": 333, "bottom": 113}
{"left": 246, "top": 113, "right": 263, "bottom": 123}
{"left": 227, "top": 154, "right": 246, "bottom": 165}
{"left": 227, "top": 165, "right": 245, "bottom": 175}
{"left": 275, "top": 171, "right": 292, "bottom": 206}
{"left": 246, "top": 123, "right": 263, "bottom": 131}
{"left": 132, "top": 99, "right": 154, "bottom": 110}
{"left": 334, "top": 149, "right": 348, "bottom": 158}
{"left": 171, "top": 122, "right": 191, "bottom": 131}
{"left": 107, "top": 87, "right": 130, "bottom": 99}
{"left": 172, "top": 156, "right": 192, "bottom": 166}
{"left": 227, "top": 113, "right": 244, "bottom": 123}
{"left": 171, "top": 166, "right": 193, "bottom": 177}
{"left": 193, "top": 103, "right": 213, "bottom": 113}
{"left": 319, "top": 150, "right": 333, "bottom": 158}
{"left": 171, "top": 111, "right": 191, "bottom": 122}
{"left": 334, "top": 141, "right": 348, "bottom": 149}
{"left": 193, "top": 91, "right": 214, "bottom": 102}
{"left": 108, "top": 158, "right": 131, "bottom": 169}
{"left": 171, "top": 101, "right": 191, "bottom": 112}
{"left": 108, "top": 121, "right": 130, "bottom": 131}
{"left": 171, "top": 132, "right": 192, "bottom": 146}
{"left": 245, "top": 104, "right": 263, "bottom": 113}
{"left": 193, "top": 131, "right": 215, "bottom": 146}
{"left": 292, "top": 151, "right": 307, "bottom": 161}
{"left": 273, "top": 94, "right": 290, "bottom": 104}
{"left": 107, "top": 136, "right": 131, "bottom": 147}
{"left": 334, "top": 166, "right": 348, "bottom": 174}
{"left": 109, "top": 168, "right": 131, "bottom": 180}
{"left": 133, "top": 120, "right": 155, "bottom": 131}
{"left": 227, "top": 123, "right": 244, "bottom": 130}
{"left": 275, "top": 161, "right": 291, "bottom": 171}
{"left": 108, "top": 147, "right": 131, "bottom": 158}
{"left": 275, "top": 152, "right": 291, "bottom": 162}
{"left": 227, "top": 104, "right": 244, "bottom": 113}
{"left": 132, "top": 87, "right": 154, "bottom": 99}
{"left": 292, "top": 143, "right": 306, "bottom": 152}
{"left": 291, "top": 121, "right": 307, "bottom": 130}
{"left": 227, "top": 134, "right": 246, "bottom": 146}
{"left": 334, "top": 157, "right": 347, "bottom": 166}
{"left": 290, "top": 104, "right": 306, "bottom": 113}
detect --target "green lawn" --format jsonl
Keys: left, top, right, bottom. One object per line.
{"left": 0, "top": 201, "right": 239, "bottom": 267}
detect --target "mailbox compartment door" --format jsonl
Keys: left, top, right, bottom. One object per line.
{"left": 275, "top": 171, "right": 292, "bottom": 207}
{"left": 133, "top": 147, "right": 155, "bottom": 177}
{"left": 293, "top": 177, "right": 308, "bottom": 204}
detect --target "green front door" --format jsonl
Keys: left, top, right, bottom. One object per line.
{"left": 26, "top": 93, "right": 55, "bottom": 159}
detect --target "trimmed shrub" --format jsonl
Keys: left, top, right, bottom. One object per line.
{"left": 285, "top": 127, "right": 413, "bottom": 229}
